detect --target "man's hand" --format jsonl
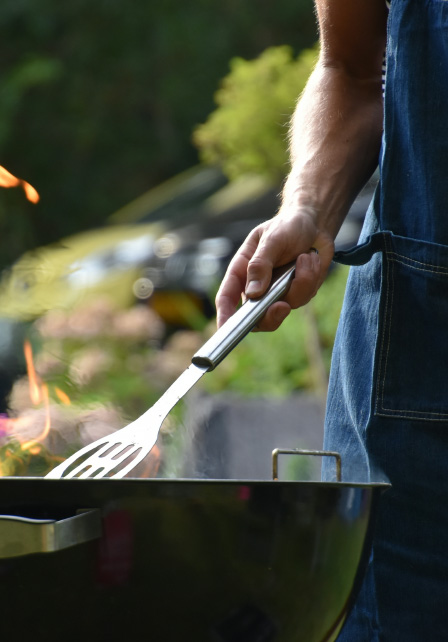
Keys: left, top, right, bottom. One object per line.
{"left": 215, "top": 206, "right": 335, "bottom": 330}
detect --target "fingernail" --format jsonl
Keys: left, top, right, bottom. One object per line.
{"left": 298, "top": 253, "right": 312, "bottom": 270}
{"left": 246, "top": 280, "right": 261, "bottom": 296}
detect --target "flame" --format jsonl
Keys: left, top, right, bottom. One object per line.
{"left": 23, "top": 339, "right": 42, "bottom": 405}
{"left": 21, "top": 339, "right": 51, "bottom": 449}
{"left": 0, "top": 165, "right": 40, "bottom": 203}
{"left": 21, "top": 382, "right": 51, "bottom": 452}
{"left": 54, "top": 387, "right": 71, "bottom": 406}
{"left": 0, "top": 341, "right": 71, "bottom": 455}
{"left": 19, "top": 342, "right": 71, "bottom": 451}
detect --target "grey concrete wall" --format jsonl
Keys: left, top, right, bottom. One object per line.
{"left": 181, "top": 392, "right": 326, "bottom": 481}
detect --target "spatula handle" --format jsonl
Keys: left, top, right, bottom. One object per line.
{"left": 192, "top": 263, "right": 296, "bottom": 370}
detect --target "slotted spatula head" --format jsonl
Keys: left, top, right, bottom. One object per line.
{"left": 46, "top": 364, "right": 207, "bottom": 479}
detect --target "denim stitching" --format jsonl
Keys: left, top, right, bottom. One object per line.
{"left": 379, "top": 235, "right": 395, "bottom": 414}
{"left": 377, "top": 409, "right": 448, "bottom": 418}
{"left": 386, "top": 251, "right": 448, "bottom": 275}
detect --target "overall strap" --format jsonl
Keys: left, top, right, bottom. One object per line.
{"left": 333, "top": 232, "right": 390, "bottom": 266}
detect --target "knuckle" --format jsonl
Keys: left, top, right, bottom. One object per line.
{"left": 247, "top": 256, "right": 272, "bottom": 282}
{"left": 248, "top": 255, "right": 268, "bottom": 271}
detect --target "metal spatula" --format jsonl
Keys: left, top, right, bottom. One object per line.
{"left": 46, "top": 264, "right": 296, "bottom": 479}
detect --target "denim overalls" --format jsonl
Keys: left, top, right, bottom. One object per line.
{"left": 322, "top": 1, "right": 448, "bottom": 640}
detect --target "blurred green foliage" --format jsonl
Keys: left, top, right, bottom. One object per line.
{"left": 0, "top": 0, "right": 316, "bottom": 269}
{"left": 194, "top": 44, "right": 319, "bottom": 182}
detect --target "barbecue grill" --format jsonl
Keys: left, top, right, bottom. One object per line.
{"left": 0, "top": 450, "right": 388, "bottom": 642}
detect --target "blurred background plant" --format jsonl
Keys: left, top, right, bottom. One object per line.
{"left": 193, "top": 44, "right": 319, "bottom": 183}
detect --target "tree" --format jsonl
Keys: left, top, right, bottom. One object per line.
{"left": 193, "top": 44, "right": 319, "bottom": 184}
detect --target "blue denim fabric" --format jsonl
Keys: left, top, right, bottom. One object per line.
{"left": 322, "top": 1, "right": 448, "bottom": 640}
{"left": 379, "top": 0, "right": 448, "bottom": 245}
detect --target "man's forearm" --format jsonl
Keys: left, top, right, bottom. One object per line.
{"left": 282, "top": 60, "right": 384, "bottom": 242}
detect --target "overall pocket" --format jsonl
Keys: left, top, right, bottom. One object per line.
{"left": 374, "top": 233, "right": 448, "bottom": 421}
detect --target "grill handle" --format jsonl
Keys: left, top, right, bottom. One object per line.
{"left": 0, "top": 509, "right": 101, "bottom": 559}
{"left": 192, "top": 263, "right": 296, "bottom": 370}
{"left": 272, "top": 448, "right": 342, "bottom": 482}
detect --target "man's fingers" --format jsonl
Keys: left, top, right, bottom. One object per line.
{"left": 284, "top": 250, "right": 321, "bottom": 308}
{"left": 254, "top": 251, "right": 321, "bottom": 332}
{"left": 215, "top": 215, "right": 334, "bottom": 331}
{"left": 245, "top": 255, "right": 275, "bottom": 298}
{"left": 244, "top": 219, "right": 320, "bottom": 301}
{"left": 215, "top": 233, "right": 261, "bottom": 327}
{"left": 253, "top": 301, "right": 291, "bottom": 332}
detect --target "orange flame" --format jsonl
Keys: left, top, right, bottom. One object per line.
{"left": 0, "top": 342, "right": 75, "bottom": 474}
{"left": 0, "top": 165, "right": 40, "bottom": 203}
{"left": 1, "top": 341, "right": 71, "bottom": 452}
{"left": 54, "top": 387, "right": 71, "bottom": 406}
{"left": 20, "top": 342, "right": 72, "bottom": 450}
{"left": 23, "top": 339, "right": 42, "bottom": 405}
{"left": 21, "top": 382, "right": 51, "bottom": 452}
